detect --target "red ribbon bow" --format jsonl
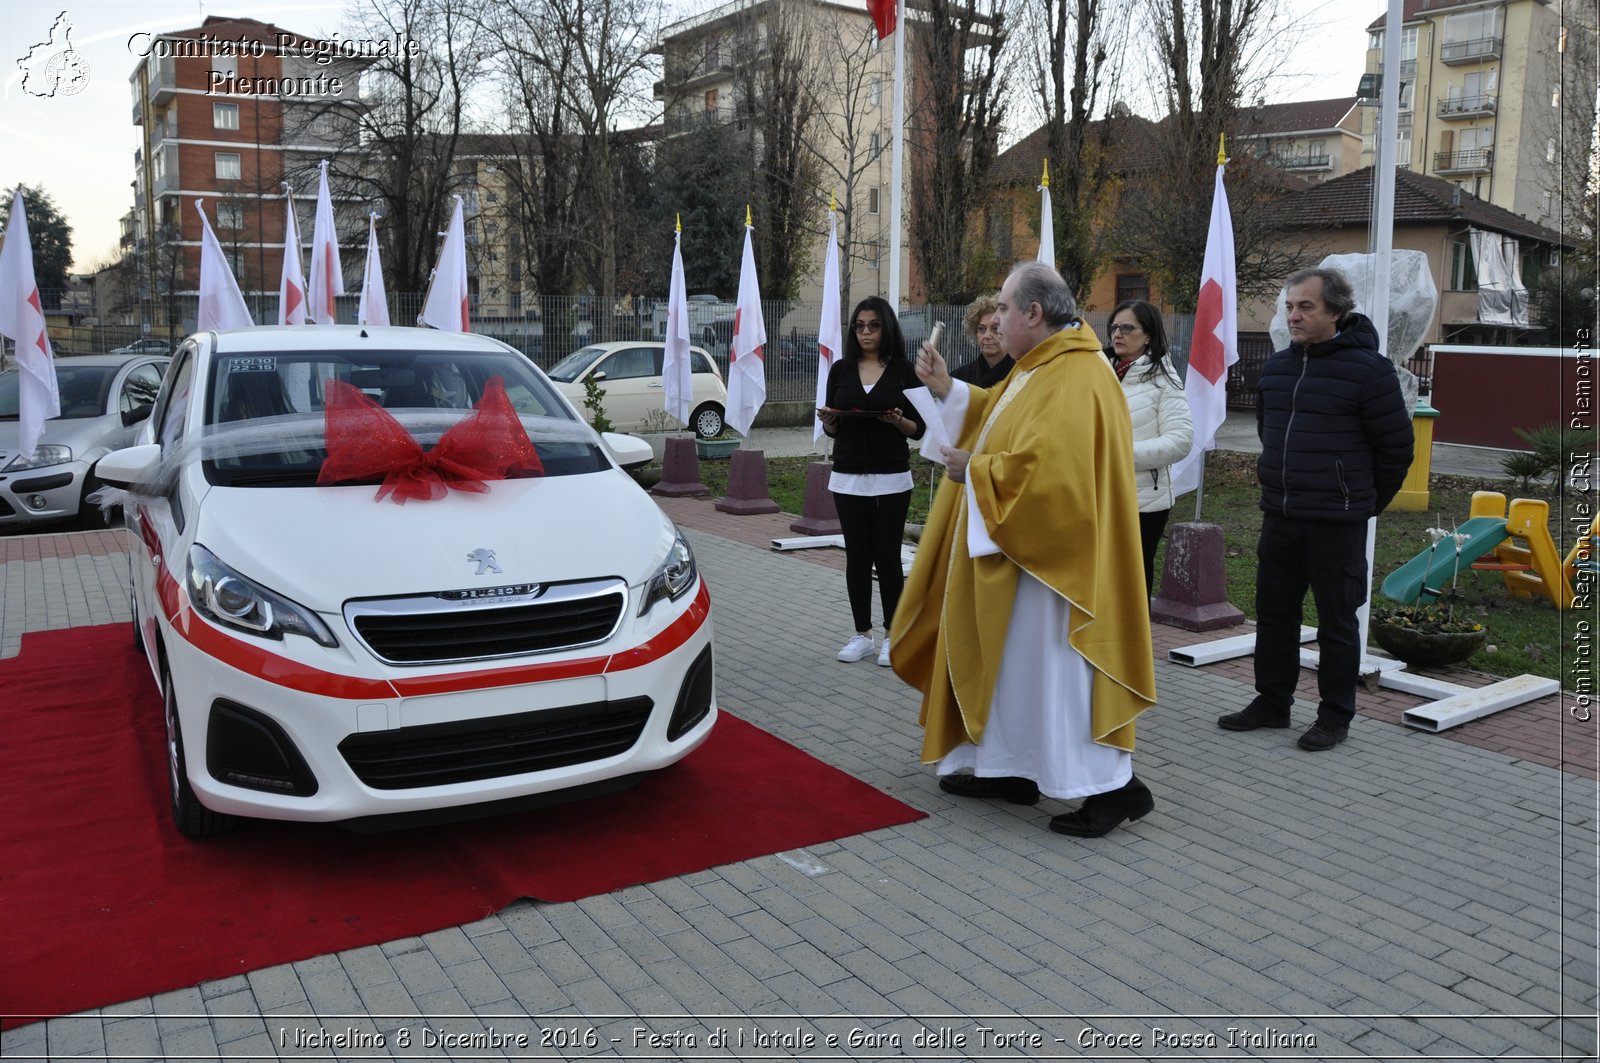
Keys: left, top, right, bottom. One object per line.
{"left": 316, "top": 376, "right": 544, "bottom": 503}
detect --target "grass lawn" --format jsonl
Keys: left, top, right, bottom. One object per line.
{"left": 692, "top": 449, "right": 1583, "bottom": 684}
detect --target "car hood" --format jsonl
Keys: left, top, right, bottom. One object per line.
{"left": 193, "top": 471, "right": 678, "bottom": 612}
{"left": 0, "top": 415, "right": 117, "bottom": 466}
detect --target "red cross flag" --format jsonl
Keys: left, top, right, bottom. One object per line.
{"left": 725, "top": 211, "right": 767, "bottom": 436}
{"left": 1170, "top": 143, "right": 1237, "bottom": 498}
{"left": 278, "top": 189, "right": 306, "bottom": 326}
{"left": 0, "top": 188, "right": 60, "bottom": 460}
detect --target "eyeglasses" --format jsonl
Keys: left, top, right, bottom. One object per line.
{"left": 1108, "top": 323, "right": 1142, "bottom": 335}
{"left": 852, "top": 320, "right": 883, "bottom": 334}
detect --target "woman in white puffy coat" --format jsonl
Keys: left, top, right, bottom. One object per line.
{"left": 1108, "top": 299, "right": 1193, "bottom": 593}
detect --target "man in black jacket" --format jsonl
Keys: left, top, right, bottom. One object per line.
{"left": 1218, "top": 266, "right": 1414, "bottom": 751}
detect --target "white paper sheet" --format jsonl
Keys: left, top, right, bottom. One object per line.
{"left": 903, "top": 386, "right": 950, "bottom": 464}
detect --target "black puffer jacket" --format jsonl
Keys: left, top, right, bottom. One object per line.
{"left": 1255, "top": 314, "right": 1414, "bottom": 522}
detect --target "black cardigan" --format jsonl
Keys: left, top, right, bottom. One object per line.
{"left": 825, "top": 357, "right": 927, "bottom": 474}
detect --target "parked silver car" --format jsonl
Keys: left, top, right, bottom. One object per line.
{"left": 0, "top": 353, "right": 168, "bottom": 529}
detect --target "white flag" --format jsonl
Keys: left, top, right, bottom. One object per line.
{"left": 814, "top": 208, "right": 841, "bottom": 443}
{"left": 195, "top": 199, "right": 254, "bottom": 332}
{"left": 662, "top": 222, "right": 691, "bottom": 426}
{"left": 358, "top": 213, "right": 390, "bottom": 327}
{"left": 278, "top": 191, "right": 306, "bottom": 326}
{"left": 1037, "top": 162, "right": 1055, "bottom": 269}
{"left": 420, "top": 196, "right": 469, "bottom": 332}
{"left": 307, "top": 160, "right": 344, "bottom": 325}
{"left": 1170, "top": 159, "right": 1238, "bottom": 497}
{"left": 0, "top": 189, "right": 60, "bottom": 460}
{"left": 725, "top": 219, "right": 767, "bottom": 436}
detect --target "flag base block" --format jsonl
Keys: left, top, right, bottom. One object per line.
{"left": 714, "top": 449, "right": 781, "bottom": 515}
{"left": 651, "top": 436, "right": 709, "bottom": 497}
{"left": 789, "top": 462, "right": 841, "bottom": 535}
{"left": 1149, "top": 521, "right": 1246, "bottom": 632}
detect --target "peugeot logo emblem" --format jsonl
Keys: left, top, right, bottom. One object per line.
{"left": 467, "top": 548, "right": 502, "bottom": 575}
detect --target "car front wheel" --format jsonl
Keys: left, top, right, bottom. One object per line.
{"left": 692, "top": 403, "right": 725, "bottom": 439}
{"left": 163, "top": 665, "right": 234, "bottom": 839}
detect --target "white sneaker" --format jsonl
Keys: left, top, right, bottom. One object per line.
{"left": 837, "top": 634, "right": 875, "bottom": 662}
{"left": 877, "top": 638, "right": 893, "bottom": 667}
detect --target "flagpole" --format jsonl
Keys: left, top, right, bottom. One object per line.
{"left": 886, "top": 0, "right": 905, "bottom": 308}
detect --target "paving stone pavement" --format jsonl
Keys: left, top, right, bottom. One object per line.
{"left": 1, "top": 512, "right": 1596, "bottom": 1062}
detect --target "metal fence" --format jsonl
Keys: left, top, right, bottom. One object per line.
{"left": 37, "top": 294, "right": 1432, "bottom": 410}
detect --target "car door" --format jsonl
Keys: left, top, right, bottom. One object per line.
{"left": 689, "top": 348, "right": 727, "bottom": 409}
{"left": 591, "top": 346, "right": 657, "bottom": 429}
{"left": 113, "top": 360, "right": 166, "bottom": 450}
{"left": 129, "top": 349, "right": 195, "bottom": 676}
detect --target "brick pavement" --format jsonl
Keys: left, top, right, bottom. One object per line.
{"left": 2, "top": 512, "right": 1596, "bottom": 1061}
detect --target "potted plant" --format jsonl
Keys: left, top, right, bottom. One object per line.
{"left": 1372, "top": 528, "right": 1488, "bottom": 668}
{"left": 696, "top": 434, "right": 741, "bottom": 460}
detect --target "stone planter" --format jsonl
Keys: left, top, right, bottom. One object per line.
{"left": 1371, "top": 621, "right": 1488, "bottom": 669}
{"left": 696, "top": 437, "right": 741, "bottom": 460}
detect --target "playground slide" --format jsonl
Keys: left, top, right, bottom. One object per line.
{"left": 1380, "top": 516, "right": 1510, "bottom": 604}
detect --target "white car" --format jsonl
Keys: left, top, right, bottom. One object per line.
{"left": 109, "top": 337, "right": 174, "bottom": 356}
{"left": 0, "top": 353, "right": 168, "bottom": 528}
{"left": 548, "top": 341, "right": 728, "bottom": 438}
{"left": 96, "top": 326, "right": 716, "bottom": 838}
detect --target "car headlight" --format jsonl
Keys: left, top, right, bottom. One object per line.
{"left": 638, "top": 529, "right": 696, "bottom": 617}
{"left": 4, "top": 444, "right": 72, "bottom": 472}
{"left": 186, "top": 544, "right": 338, "bottom": 647}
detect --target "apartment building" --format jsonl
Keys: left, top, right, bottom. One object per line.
{"left": 1234, "top": 97, "right": 1364, "bottom": 184}
{"left": 128, "top": 16, "right": 368, "bottom": 324}
{"left": 654, "top": 0, "right": 905, "bottom": 307}
{"left": 1360, "top": 0, "right": 1596, "bottom": 230}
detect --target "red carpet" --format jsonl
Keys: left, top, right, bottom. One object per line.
{"left": 0, "top": 625, "right": 925, "bottom": 1028}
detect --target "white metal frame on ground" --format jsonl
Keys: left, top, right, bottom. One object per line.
{"left": 1170, "top": 631, "right": 1558, "bottom": 733}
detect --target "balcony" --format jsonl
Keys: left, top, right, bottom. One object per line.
{"left": 1273, "top": 153, "right": 1332, "bottom": 171}
{"left": 1400, "top": 58, "right": 1417, "bottom": 79}
{"left": 1397, "top": 110, "right": 1414, "bottom": 129}
{"left": 1437, "top": 94, "right": 1497, "bottom": 118}
{"left": 1434, "top": 148, "right": 1492, "bottom": 174}
{"left": 131, "top": 55, "right": 177, "bottom": 123}
{"left": 1441, "top": 36, "right": 1502, "bottom": 63}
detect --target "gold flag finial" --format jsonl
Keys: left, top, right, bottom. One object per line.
{"left": 829, "top": 189, "right": 836, "bottom": 212}
{"left": 675, "top": 212, "right": 681, "bottom": 234}
{"left": 1041, "top": 159, "right": 1050, "bottom": 187}
{"left": 1217, "top": 133, "right": 1227, "bottom": 166}
{"left": 745, "top": 204, "right": 753, "bottom": 227}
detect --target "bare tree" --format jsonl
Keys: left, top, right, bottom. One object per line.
{"left": 909, "top": 0, "right": 1010, "bottom": 304}
{"left": 1016, "top": 0, "right": 1132, "bottom": 300}
{"left": 809, "top": 19, "right": 887, "bottom": 303}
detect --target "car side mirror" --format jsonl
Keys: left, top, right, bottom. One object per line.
{"left": 601, "top": 432, "right": 653, "bottom": 469}
{"left": 590, "top": 371, "right": 608, "bottom": 383}
{"left": 122, "top": 402, "right": 154, "bottom": 426}
{"left": 95, "top": 444, "right": 163, "bottom": 488}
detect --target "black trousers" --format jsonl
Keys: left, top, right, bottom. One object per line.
{"left": 1138, "top": 508, "right": 1171, "bottom": 595}
{"left": 833, "top": 490, "right": 911, "bottom": 633}
{"left": 1253, "top": 512, "right": 1369, "bottom": 726}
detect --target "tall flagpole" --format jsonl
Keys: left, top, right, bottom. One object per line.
{"left": 886, "top": 0, "right": 905, "bottom": 308}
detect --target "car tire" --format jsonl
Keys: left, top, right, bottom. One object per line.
{"left": 163, "top": 665, "right": 235, "bottom": 839}
{"left": 692, "top": 403, "right": 725, "bottom": 440}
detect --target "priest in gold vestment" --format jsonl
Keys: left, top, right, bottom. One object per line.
{"left": 890, "top": 262, "right": 1158, "bottom": 837}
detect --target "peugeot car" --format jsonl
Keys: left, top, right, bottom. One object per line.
{"left": 97, "top": 326, "right": 715, "bottom": 838}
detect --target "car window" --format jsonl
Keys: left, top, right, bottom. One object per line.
{"left": 120, "top": 364, "right": 165, "bottom": 415}
{"left": 547, "top": 346, "right": 607, "bottom": 383}
{"left": 690, "top": 350, "right": 716, "bottom": 376}
{"left": 155, "top": 351, "right": 195, "bottom": 448}
{"left": 202, "top": 346, "right": 604, "bottom": 486}
{"left": 601, "top": 347, "right": 655, "bottom": 381}
{"left": 53, "top": 366, "right": 119, "bottom": 418}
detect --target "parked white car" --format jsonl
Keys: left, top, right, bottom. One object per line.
{"left": 109, "top": 337, "right": 173, "bottom": 356}
{"left": 0, "top": 353, "right": 168, "bottom": 529}
{"left": 548, "top": 341, "right": 728, "bottom": 438}
{"left": 96, "top": 325, "right": 716, "bottom": 837}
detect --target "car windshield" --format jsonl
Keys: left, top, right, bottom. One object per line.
{"left": 0, "top": 364, "right": 117, "bottom": 420}
{"left": 200, "top": 346, "right": 605, "bottom": 486}
{"left": 546, "top": 346, "right": 608, "bottom": 383}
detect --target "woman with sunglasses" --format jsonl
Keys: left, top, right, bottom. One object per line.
{"left": 1107, "top": 299, "right": 1193, "bottom": 593}
{"left": 818, "top": 296, "right": 926, "bottom": 666}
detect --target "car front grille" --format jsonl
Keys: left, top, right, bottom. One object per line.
{"left": 346, "top": 578, "right": 627, "bottom": 665}
{"left": 338, "top": 697, "right": 653, "bottom": 788}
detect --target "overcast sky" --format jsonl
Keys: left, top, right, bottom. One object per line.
{"left": 1, "top": 0, "right": 1384, "bottom": 273}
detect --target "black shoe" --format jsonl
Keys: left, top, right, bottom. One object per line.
{"left": 938, "top": 773, "right": 1040, "bottom": 805}
{"left": 1048, "top": 777, "right": 1155, "bottom": 838}
{"left": 1217, "top": 701, "right": 1291, "bottom": 731}
{"left": 1297, "top": 720, "right": 1349, "bottom": 751}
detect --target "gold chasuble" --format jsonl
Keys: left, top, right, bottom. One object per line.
{"left": 891, "top": 324, "right": 1157, "bottom": 762}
